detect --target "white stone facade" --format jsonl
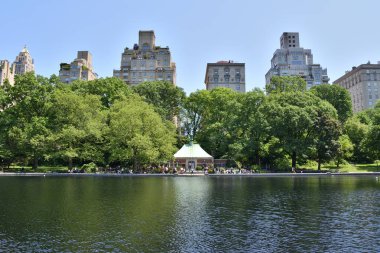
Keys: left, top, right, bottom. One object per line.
{"left": 205, "top": 61, "right": 245, "bottom": 92}
{"left": 266, "top": 32, "right": 329, "bottom": 89}
{"left": 0, "top": 60, "right": 15, "bottom": 85}
{"left": 113, "top": 31, "right": 176, "bottom": 86}
{"left": 13, "top": 46, "right": 34, "bottom": 75}
{"left": 334, "top": 64, "right": 380, "bottom": 112}
{"left": 59, "top": 51, "right": 97, "bottom": 83}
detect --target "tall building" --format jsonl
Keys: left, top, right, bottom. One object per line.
{"left": 334, "top": 63, "right": 380, "bottom": 112}
{"left": 0, "top": 60, "right": 15, "bottom": 85}
{"left": 265, "top": 32, "right": 329, "bottom": 89}
{"left": 59, "top": 51, "right": 97, "bottom": 83}
{"left": 204, "top": 61, "right": 245, "bottom": 92}
{"left": 113, "top": 30, "right": 176, "bottom": 86}
{"left": 13, "top": 46, "right": 35, "bottom": 75}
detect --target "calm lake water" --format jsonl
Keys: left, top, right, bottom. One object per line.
{"left": 0, "top": 175, "right": 379, "bottom": 252}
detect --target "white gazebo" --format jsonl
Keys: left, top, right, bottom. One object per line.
{"left": 174, "top": 143, "right": 213, "bottom": 171}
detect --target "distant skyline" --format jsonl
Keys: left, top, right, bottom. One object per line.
{"left": 1, "top": 0, "right": 380, "bottom": 94}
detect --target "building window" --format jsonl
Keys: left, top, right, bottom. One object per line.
{"left": 213, "top": 74, "right": 219, "bottom": 83}
{"left": 142, "top": 43, "right": 150, "bottom": 51}
{"left": 224, "top": 74, "right": 230, "bottom": 82}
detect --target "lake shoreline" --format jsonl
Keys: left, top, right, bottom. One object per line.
{"left": 1, "top": 172, "right": 379, "bottom": 177}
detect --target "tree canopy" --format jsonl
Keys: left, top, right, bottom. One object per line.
{"left": 0, "top": 74, "right": 377, "bottom": 172}
{"left": 265, "top": 76, "right": 306, "bottom": 94}
{"left": 132, "top": 81, "right": 186, "bottom": 122}
{"left": 310, "top": 84, "right": 353, "bottom": 123}
{"left": 108, "top": 95, "right": 177, "bottom": 170}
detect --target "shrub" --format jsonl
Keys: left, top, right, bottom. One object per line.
{"left": 250, "top": 164, "right": 261, "bottom": 172}
{"left": 81, "top": 162, "right": 97, "bottom": 173}
{"left": 273, "top": 157, "right": 291, "bottom": 171}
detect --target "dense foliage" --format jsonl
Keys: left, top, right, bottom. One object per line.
{"left": 0, "top": 74, "right": 378, "bottom": 172}
{"left": 186, "top": 78, "right": 379, "bottom": 171}
{"left": 0, "top": 74, "right": 177, "bottom": 171}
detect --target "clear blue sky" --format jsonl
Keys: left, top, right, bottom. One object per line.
{"left": 1, "top": 0, "right": 379, "bottom": 95}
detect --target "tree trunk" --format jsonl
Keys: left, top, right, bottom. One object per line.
{"left": 133, "top": 158, "right": 137, "bottom": 172}
{"left": 32, "top": 156, "right": 38, "bottom": 170}
{"left": 291, "top": 151, "right": 297, "bottom": 170}
{"left": 68, "top": 157, "right": 73, "bottom": 171}
{"left": 317, "top": 158, "right": 321, "bottom": 171}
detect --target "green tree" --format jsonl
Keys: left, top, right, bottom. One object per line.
{"left": 310, "top": 84, "right": 353, "bottom": 123}
{"left": 261, "top": 91, "right": 323, "bottom": 170}
{"left": 362, "top": 101, "right": 380, "bottom": 161}
{"left": 335, "top": 134, "right": 354, "bottom": 167}
{"left": 230, "top": 89, "right": 268, "bottom": 166}
{"left": 70, "top": 77, "right": 132, "bottom": 108}
{"left": 259, "top": 136, "right": 287, "bottom": 170}
{"left": 0, "top": 73, "right": 56, "bottom": 169}
{"left": 309, "top": 102, "right": 341, "bottom": 170}
{"left": 132, "top": 81, "right": 186, "bottom": 122}
{"left": 133, "top": 81, "right": 186, "bottom": 148}
{"left": 265, "top": 76, "right": 306, "bottom": 94}
{"left": 108, "top": 95, "right": 176, "bottom": 171}
{"left": 364, "top": 125, "right": 380, "bottom": 161}
{"left": 48, "top": 89, "right": 106, "bottom": 169}
{"left": 194, "top": 88, "right": 241, "bottom": 159}
{"left": 181, "top": 89, "right": 210, "bottom": 141}
{"left": 344, "top": 116, "right": 370, "bottom": 162}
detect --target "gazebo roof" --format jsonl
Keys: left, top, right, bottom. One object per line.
{"left": 174, "top": 143, "right": 213, "bottom": 159}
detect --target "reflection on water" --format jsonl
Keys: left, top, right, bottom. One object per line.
{"left": 0, "top": 176, "right": 379, "bottom": 252}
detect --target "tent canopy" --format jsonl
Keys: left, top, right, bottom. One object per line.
{"left": 174, "top": 143, "right": 213, "bottom": 159}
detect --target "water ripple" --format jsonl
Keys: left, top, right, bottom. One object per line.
{"left": 0, "top": 176, "right": 379, "bottom": 252}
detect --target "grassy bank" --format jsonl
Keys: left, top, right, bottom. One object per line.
{"left": 318, "top": 163, "right": 380, "bottom": 173}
